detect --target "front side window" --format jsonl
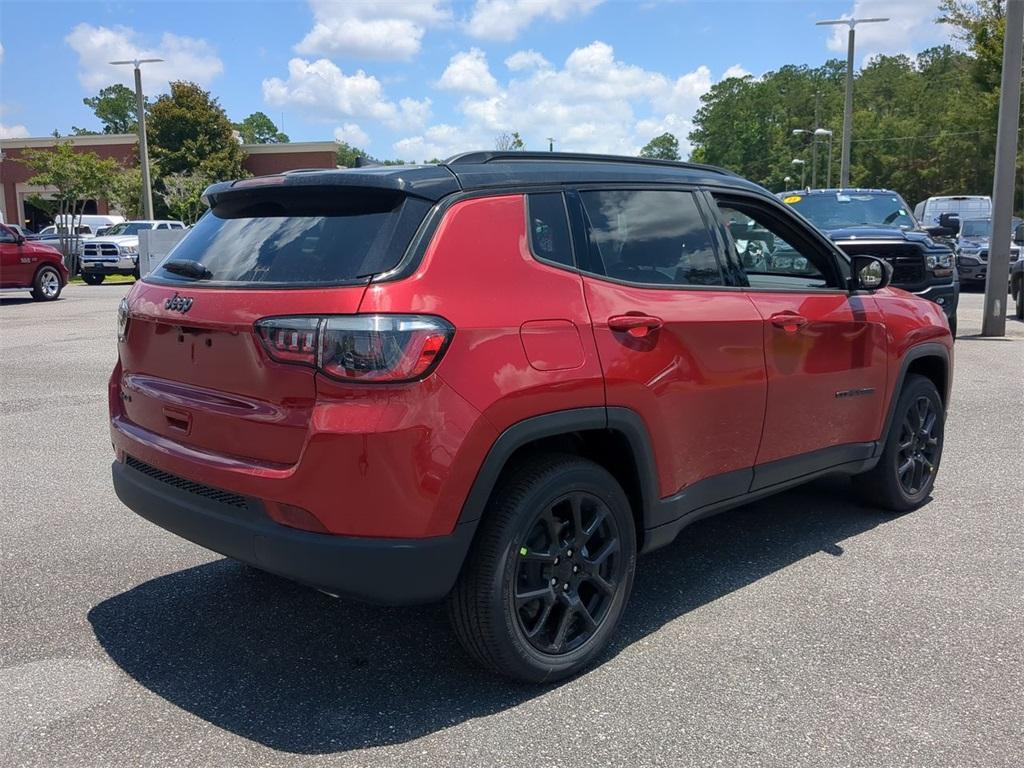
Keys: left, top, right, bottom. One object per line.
{"left": 527, "top": 193, "right": 573, "bottom": 268}
{"left": 579, "top": 190, "right": 722, "bottom": 286}
{"left": 715, "top": 198, "right": 837, "bottom": 290}
{"left": 0, "top": 227, "right": 16, "bottom": 244}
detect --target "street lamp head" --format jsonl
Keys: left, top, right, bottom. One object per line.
{"left": 791, "top": 158, "right": 806, "bottom": 166}
{"left": 109, "top": 58, "right": 165, "bottom": 67}
{"left": 814, "top": 128, "right": 833, "bottom": 136}
{"left": 792, "top": 129, "right": 809, "bottom": 135}
{"left": 815, "top": 17, "right": 889, "bottom": 28}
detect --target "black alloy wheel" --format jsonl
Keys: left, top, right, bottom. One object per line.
{"left": 513, "top": 491, "right": 624, "bottom": 655}
{"left": 895, "top": 395, "right": 941, "bottom": 496}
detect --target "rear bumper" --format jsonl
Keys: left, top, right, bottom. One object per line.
{"left": 112, "top": 458, "right": 476, "bottom": 604}
{"left": 914, "top": 280, "right": 959, "bottom": 319}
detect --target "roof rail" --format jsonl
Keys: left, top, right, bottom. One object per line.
{"left": 443, "top": 151, "right": 737, "bottom": 177}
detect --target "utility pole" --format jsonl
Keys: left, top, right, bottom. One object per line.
{"left": 546, "top": 137, "right": 556, "bottom": 152}
{"left": 816, "top": 16, "right": 888, "bottom": 188}
{"left": 981, "top": 0, "right": 1023, "bottom": 337}
{"left": 109, "top": 58, "right": 163, "bottom": 219}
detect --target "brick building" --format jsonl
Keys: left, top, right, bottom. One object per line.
{"left": 0, "top": 134, "right": 338, "bottom": 229}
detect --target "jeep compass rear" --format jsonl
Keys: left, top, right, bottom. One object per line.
{"left": 112, "top": 154, "right": 952, "bottom": 682}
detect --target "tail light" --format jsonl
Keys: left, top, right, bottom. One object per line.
{"left": 255, "top": 314, "right": 454, "bottom": 383}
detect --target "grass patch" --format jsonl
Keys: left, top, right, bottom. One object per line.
{"left": 69, "top": 274, "right": 137, "bottom": 285}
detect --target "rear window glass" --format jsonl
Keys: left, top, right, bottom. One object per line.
{"left": 151, "top": 190, "right": 426, "bottom": 286}
{"left": 527, "top": 192, "right": 574, "bottom": 267}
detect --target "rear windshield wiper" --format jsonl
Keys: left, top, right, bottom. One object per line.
{"left": 163, "top": 259, "right": 213, "bottom": 280}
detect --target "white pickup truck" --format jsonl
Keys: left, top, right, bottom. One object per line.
{"left": 80, "top": 220, "right": 186, "bottom": 284}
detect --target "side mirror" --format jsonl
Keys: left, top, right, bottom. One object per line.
{"left": 14, "top": 233, "right": 25, "bottom": 245}
{"left": 938, "top": 212, "right": 961, "bottom": 235}
{"left": 1014, "top": 223, "right": 1024, "bottom": 245}
{"left": 851, "top": 255, "right": 892, "bottom": 292}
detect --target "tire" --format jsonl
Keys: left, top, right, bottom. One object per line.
{"left": 82, "top": 273, "right": 105, "bottom": 286}
{"left": 1016, "top": 281, "right": 1023, "bottom": 320}
{"left": 447, "top": 454, "right": 637, "bottom": 683}
{"left": 30, "top": 265, "right": 63, "bottom": 301}
{"left": 133, "top": 266, "right": 141, "bottom": 281}
{"left": 947, "top": 312, "right": 957, "bottom": 338}
{"left": 856, "top": 374, "right": 944, "bottom": 512}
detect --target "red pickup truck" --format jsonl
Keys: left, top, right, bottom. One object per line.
{"left": 0, "top": 224, "right": 69, "bottom": 300}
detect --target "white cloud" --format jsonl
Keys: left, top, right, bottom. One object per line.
{"left": 334, "top": 123, "right": 370, "bottom": 147}
{"left": 0, "top": 122, "right": 30, "bottom": 139}
{"left": 296, "top": 0, "right": 450, "bottom": 61}
{"left": 505, "top": 49, "right": 550, "bottom": 71}
{"left": 399, "top": 97, "right": 432, "bottom": 130}
{"left": 466, "top": 0, "right": 604, "bottom": 42}
{"left": 722, "top": 64, "right": 751, "bottom": 80}
{"left": 437, "top": 48, "right": 499, "bottom": 96}
{"left": 395, "top": 41, "right": 718, "bottom": 160}
{"left": 65, "top": 23, "right": 223, "bottom": 91}
{"left": 822, "top": 1, "right": 949, "bottom": 60}
{"left": 0, "top": 42, "right": 5, "bottom": 64}
{"left": 263, "top": 58, "right": 431, "bottom": 132}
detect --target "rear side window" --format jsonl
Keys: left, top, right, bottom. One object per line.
{"left": 151, "top": 189, "right": 428, "bottom": 286}
{"left": 579, "top": 190, "right": 723, "bottom": 286}
{"left": 527, "top": 192, "right": 573, "bottom": 267}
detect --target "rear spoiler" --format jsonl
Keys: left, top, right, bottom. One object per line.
{"left": 202, "top": 165, "right": 461, "bottom": 208}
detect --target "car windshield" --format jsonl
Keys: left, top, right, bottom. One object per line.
{"left": 104, "top": 222, "right": 152, "bottom": 236}
{"left": 784, "top": 192, "right": 916, "bottom": 230}
{"left": 961, "top": 220, "right": 990, "bottom": 238}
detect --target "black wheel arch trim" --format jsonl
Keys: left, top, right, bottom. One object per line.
{"left": 874, "top": 342, "right": 951, "bottom": 459}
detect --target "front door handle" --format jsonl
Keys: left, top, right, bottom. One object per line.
{"left": 608, "top": 314, "right": 663, "bottom": 337}
{"left": 770, "top": 312, "right": 808, "bottom": 331}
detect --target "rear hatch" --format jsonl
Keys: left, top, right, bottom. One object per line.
{"left": 116, "top": 172, "right": 450, "bottom": 465}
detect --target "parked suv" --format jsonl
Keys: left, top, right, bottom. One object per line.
{"left": 781, "top": 189, "right": 959, "bottom": 335}
{"left": 81, "top": 220, "right": 186, "bottom": 284}
{"left": 110, "top": 154, "right": 953, "bottom": 682}
{"left": 0, "top": 224, "right": 68, "bottom": 300}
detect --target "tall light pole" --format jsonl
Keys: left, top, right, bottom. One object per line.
{"left": 791, "top": 158, "right": 807, "bottom": 189}
{"left": 792, "top": 129, "right": 819, "bottom": 187}
{"left": 815, "top": 128, "right": 834, "bottom": 188}
{"left": 109, "top": 58, "right": 162, "bottom": 219}
{"left": 546, "top": 137, "right": 556, "bottom": 152}
{"left": 816, "top": 17, "right": 888, "bottom": 188}
{"left": 981, "top": 0, "right": 1023, "bottom": 337}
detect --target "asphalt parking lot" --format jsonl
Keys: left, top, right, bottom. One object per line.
{"left": 2, "top": 284, "right": 1022, "bottom": 767}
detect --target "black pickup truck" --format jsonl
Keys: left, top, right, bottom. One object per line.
{"left": 780, "top": 188, "right": 959, "bottom": 334}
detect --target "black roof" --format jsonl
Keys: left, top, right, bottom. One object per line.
{"left": 204, "top": 152, "right": 765, "bottom": 206}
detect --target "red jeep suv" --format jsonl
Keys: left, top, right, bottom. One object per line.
{"left": 110, "top": 153, "right": 952, "bottom": 682}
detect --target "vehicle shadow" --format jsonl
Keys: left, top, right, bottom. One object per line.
{"left": 0, "top": 296, "right": 36, "bottom": 306}
{"left": 88, "top": 476, "right": 903, "bottom": 754}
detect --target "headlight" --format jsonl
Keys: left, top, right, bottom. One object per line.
{"left": 119, "top": 244, "right": 138, "bottom": 255}
{"left": 958, "top": 255, "right": 980, "bottom": 266}
{"left": 117, "top": 297, "right": 130, "bottom": 342}
{"left": 926, "top": 252, "right": 952, "bottom": 269}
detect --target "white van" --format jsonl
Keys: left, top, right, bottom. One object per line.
{"left": 53, "top": 214, "right": 125, "bottom": 233}
{"left": 914, "top": 196, "right": 992, "bottom": 228}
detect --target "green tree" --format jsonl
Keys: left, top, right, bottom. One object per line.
{"left": 158, "top": 172, "right": 209, "bottom": 225}
{"left": 78, "top": 84, "right": 143, "bottom": 135}
{"left": 495, "top": 131, "right": 525, "bottom": 150}
{"left": 148, "top": 81, "right": 247, "bottom": 182}
{"left": 18, "top": 142, "right": 120, "bottom": 270}
{"left": 336, "top": 141, "right": 368, "bottom": 168}
{"left": 639, "top": 133, "right": 681, "bottom": 160}
{"left": 107, "top": 168, "right": 144, "bottom": 220}
{"left": 233, "top": 111, "right": 289, "bottom": 144}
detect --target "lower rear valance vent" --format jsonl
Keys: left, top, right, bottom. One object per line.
{"left": 126, "top": 456, "right": 249, "bottom": 509}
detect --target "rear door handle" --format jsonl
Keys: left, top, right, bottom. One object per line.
{"left": 608, "top": 314, "right": 663, "bottom": 337}
{"left": 769, "top": 312, "right": 808, "bottom": 331}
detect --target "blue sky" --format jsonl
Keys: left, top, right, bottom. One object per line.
{"left": 1, "top": 1, "right": 953, "bottom": 161}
